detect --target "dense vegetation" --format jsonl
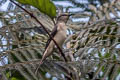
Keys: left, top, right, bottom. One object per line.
{"left": 0, "top": 0, "right": 120, "bottom": 80}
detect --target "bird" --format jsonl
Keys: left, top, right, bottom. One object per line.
{"left": 35, "top": 13, "right": 72, "bottom": 74}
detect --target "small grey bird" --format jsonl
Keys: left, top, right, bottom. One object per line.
{"left": 35, "top": 13, "right": 71, "bottom": 74}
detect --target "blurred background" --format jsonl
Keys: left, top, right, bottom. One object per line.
{"left": 0, "top": 0, "right": 120, "bottom": 80}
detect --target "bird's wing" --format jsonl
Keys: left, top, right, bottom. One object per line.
{"left": 45, "top": 26, "right": 58, "bottom": 49}
{"left": 35, "top": 26, "right": 57, "bottom": 74}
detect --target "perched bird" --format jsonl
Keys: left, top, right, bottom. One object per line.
{"left": 35, "top": 13, "right": 71, "bottom": 74}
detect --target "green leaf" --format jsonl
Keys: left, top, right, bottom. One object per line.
{"left": 98, "top": 51, "right": 102, "bottom": 58}
{"left": 16, "top": 0, "right": 56, "bottom": 18}
{"left": 104, "top": 53, "right": 110, "bottom": 58}
{"left": 113, "top": 54, "right": 116, "bottom": 60}
{"left": 11, "top": 77, "right": 19, "bottom": 80}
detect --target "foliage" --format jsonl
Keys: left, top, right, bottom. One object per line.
{"left": 4, "top": 0, "right": 55, "bottom": 19}
{"left": 16, "top": 0, "right": 56, "bottom": 18}
{"left": 0, "top": 0, "right": 120, "bottom": 80}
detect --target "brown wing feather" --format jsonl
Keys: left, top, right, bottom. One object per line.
{"left": 45, "top": 25, "right": 58, "bottom": 49}
{"left": 35, "top": 26, "right": 58, "bottom": 75}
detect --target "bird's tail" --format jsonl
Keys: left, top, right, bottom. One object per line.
{"left": 34, "top": 45, "right": 50, "bottom": 75}
{"left": 34, "top": 59, "right": 44, "bottom": 75}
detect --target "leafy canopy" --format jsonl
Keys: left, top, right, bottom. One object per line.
{"left": 16, "top": 0, "right": 56, "bottom": 18}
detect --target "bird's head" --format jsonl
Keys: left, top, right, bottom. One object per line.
{"left": 57, "top": 13, "right": 72, "bottom": 23}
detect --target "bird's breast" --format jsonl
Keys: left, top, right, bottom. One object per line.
{"left": 54, "top": 30, "right": 67, "bottom": 46}
{"left": 60, "top": 30, "right": 67, "bottom": 37}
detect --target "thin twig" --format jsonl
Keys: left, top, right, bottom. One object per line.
{"left": 10, "top": 0, "right": 67, "bottom": 62}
